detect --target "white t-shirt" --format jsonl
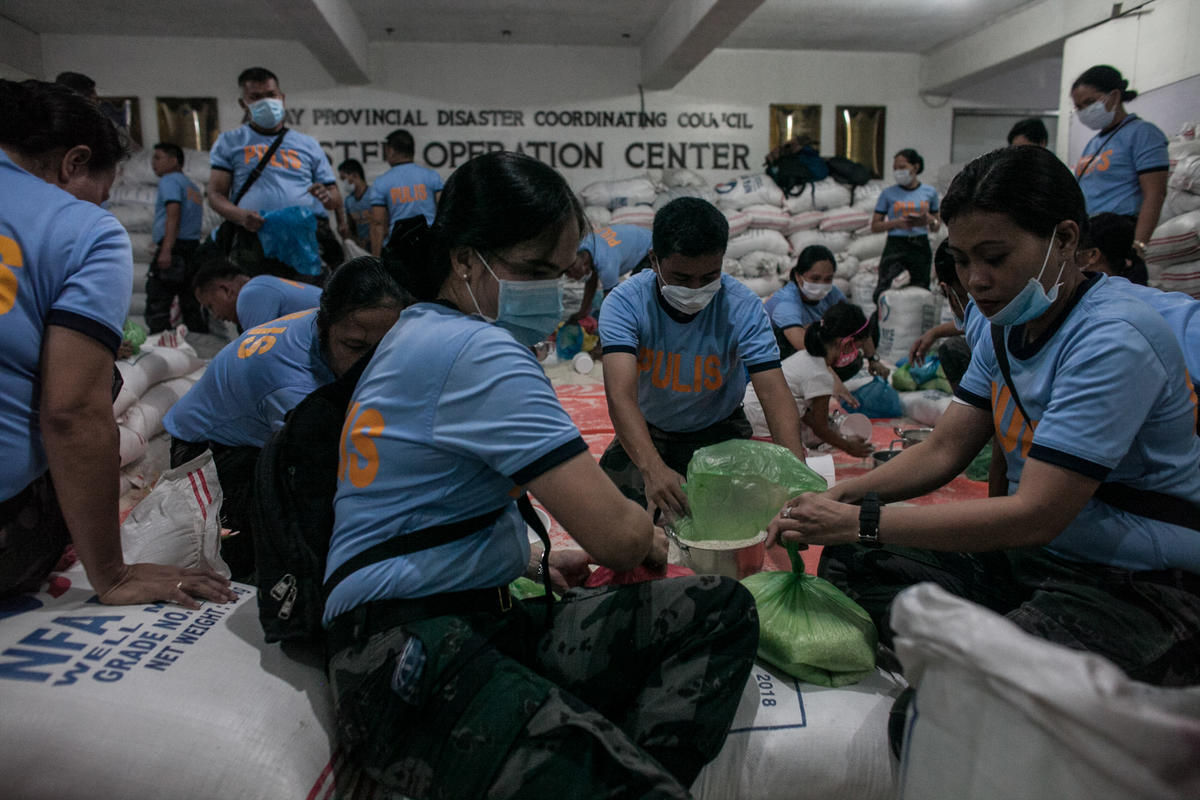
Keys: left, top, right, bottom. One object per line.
{"left": 743, "top": 350, "right": 835, "bottom": 438}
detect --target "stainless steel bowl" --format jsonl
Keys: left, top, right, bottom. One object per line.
{"left": 871, "top": 449, "right": 902, "bottom": 468}
{"left": 893, "top": 426, "right": 933, "bottom": 447}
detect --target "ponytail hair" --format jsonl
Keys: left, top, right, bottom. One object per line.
{"left": 1072, "top": 64, "right": 1138, "bottom": 103}
{"left": 803, "top": 301, "right": 868, "bottom": 357}
{"left": 0, "top": 79, "right": 126, "bottom": 173}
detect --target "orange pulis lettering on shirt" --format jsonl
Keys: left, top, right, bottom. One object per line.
{"left": 991, "top": 381, "right": 1035, "bottom": 459}
{"left": 703, "top": 355, "right": 723, "bottom": 390}
{"left": 186, "top": 187, "right": 204, "bottom": 206}
{"left": 0, "top": 234, "right": 23, "bottom": 317}
{"left": 891, "top": 200, "right": 929, "bottom": 217}
{"left": 637, "top": 349, "right": 724, "bottom": 392}
{"left": 389, "top": 184, "right": 428, "bottom": 204}
{"left": 1075, "top": 149, "right": 1113, "bottom": 177}
{"left": 596, "top": 226, "right": 622, "bottom": 248}
{"left": 241, "top": 145, "right": 303, "bottom": 171}
{"left": 237, "top": 334, "right": 277, "bottom": 358}
{"left": 271, "top": 309, "right": 316, "bottom": 323}
{"left": 339, "top": 402, "right": 384, "bottom": 488}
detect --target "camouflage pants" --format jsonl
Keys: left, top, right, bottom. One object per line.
{"left": 819, "top": 543, "right": 1200, "bottom": 686}
{"left": 327, "top": 575, "right": 759, "bottom": 799}
{"left": 599, "top": 411, "right": 753, "bottom": 510}
{"left": 0, "top": 472, "right": 71, "bottom": 599}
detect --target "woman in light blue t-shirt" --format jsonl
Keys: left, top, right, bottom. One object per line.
{"left": 870, "top": 148, "right": 940, "bottom": 302}
{"left": 774, "top": 144, "right": 1200, "bottom": 687}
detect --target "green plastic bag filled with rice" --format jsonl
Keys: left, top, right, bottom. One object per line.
{"left": 742, "top": 542, "right": 878, "bottom": 686}
{"left": 673, "top": 439, "right": 827, "bottom": 543}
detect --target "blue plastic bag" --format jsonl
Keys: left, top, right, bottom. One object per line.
{"left": 851, "top": 376, "right": 904, "bottom": 419}
{"left": 555, "top": 322, "right": 584, "bottom": 359}
{"left": 257, "top": 206, "right": 322, "bottom": 276}
{"left": 908, "top": 354, "right": 941, "bottom": 385}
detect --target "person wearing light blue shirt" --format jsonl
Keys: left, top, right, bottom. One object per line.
{"left": 165, "top": 256, "right": 405, "bottom": 579}
{"left": 207, "top": 67, "right": 344, "bottom": 278}
{"left": 599, "top": 197, "right": 807, "bottom": 516}
{"left": 774, "top": 146, "right": 1200, "bottom": 686}
{"left": 146, "top": 142, "right": 207, "bottom": 333}
{"left": 337, "top": 158, "right": 372, "bottom": 245}
{"left": 565, "top": 224, "right": 654, "bottom": 321}
{"left": 192, "top": 258, "right": 323, "bottom": 332}
{"left": 366, "top": 129, "right": 443, "bottom": 257}
{"left": 871, "top": 148, "right": 940, "bottom": 302}
{"left": 0, "top": 79, "right": 235, "bottom": 608}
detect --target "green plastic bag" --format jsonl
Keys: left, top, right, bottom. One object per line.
{"left": 122, "top": 319, "right": 147, "bottom": 355}
{"left": 741, "top": 542, "right": 878, "bottom": 686}
{"left": 674, "top": 440, "right": 826, "bottom": 543}
{"left": 891, "top": 362, "right": 917, "bottom": 392}
{"left": 508, "top": 576, "right": 547, "bottom": 600}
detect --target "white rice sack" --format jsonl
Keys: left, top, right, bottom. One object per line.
{"left": 131, "top": 262, "right": 150, "bottom": 291}
{"left": 584, "top": 205, "right": 612, "bottom": 226}
{"left": 858, "top": 256, "right": 881, "bottom": 274}
{"left": 738, "top": 275, "right": 787, "bottom": 298}
{"left": 653, "top": 185, "right": 717, "bottom": 210}
{"left": 581, "top": 177, "right": 658, "bottom": 210}
{"left": 900, "top": 389, "right": 953, "bottom": 427}
{"left": 1154, "top": 258, "right": 1200, "bottom": 298}
{"left": 114, "top": 341, "right": 203, "bottom": 417}
{"left": 1161, "top": 190, "right": 1200, "bottom": 223}
{"left": 1146, "top": 210, "right": 1200, "bottom": 265}
{"left": 201, "top": 202, "right": 222, "bottom": 236}
{"left": 726, "top": 229, "right": 791, "bottom": 260}
{"left": 788, "top": 229, "right": 851, "bottom": 254}
{"left": 785, "top": 211, "right": 825, "bottom": 235}
{"left": 108, "top": 203, "right": 156, "bottom": 234}
{"left": 739, "top": 251, "right": 793, "bottom": 278}
{"left": 784, "top": 191, "right": 816, "bottom": 215}
{"left": 609, "top": 205, "right": 655, "bottom": 229}
{"left": 127, "top": 232, "right": 155, "bottom": 262}
{"left": 109, "top": 183, "right": 158, "bottom": 205}
{"left": 119, "top": 376, "right": 198, "bottom": 443}
{"left": 848, "top": 232, "right": 888, "bottom": 261}
{"left": 120, "top": 451, "right": 230, "bottom": 576}
{"left": 850, "top": 180, "right": 886, "bottom": 210}
{"left": 835, "top": 253, "right": 860, "bottom": 280}
{"left": 119, "top": 425, "right": 147, "bottom": 467}
{"left": 723, "top": 257, "right": 744, "bottom": 277}
{"left": 1169, "top": 138, "right": 1200, "bottom": 162}
{"left": 850, "top": 270, "right": 878, "bottom": 314}
{"left": 692, "top": 664, "right": 902, "bottom": 800}
{"left": 724, "top": 209, "right": 752, "bottom": 237}
{"left": 877, "top": 287, "right": 937, "bottom": 364}
{"left": 819, "top": 208, "right": 873, "bottom": 233}
{"left": 143, "top": 324, "right": 192, "bottom": 350}
{"left": 810, "top": 179, "right": 853, "bottom": 211}
{"left": 1168, "top": 156, "right": 1200, "bottom": 194}
{"left": 833, "top": 277, "right": 851, "bottom": 296}
{"left": 662, "top": 167, "right": 707, "bottom": 188}
{"left": 714, "top": 174, "right": 785, "bottom": 210}
{"left": 742, "top": 204, "right": 792, "bottom": 233}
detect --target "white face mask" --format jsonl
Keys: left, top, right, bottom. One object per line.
{"left": 1076, "top": 97, "right": 1116, "bottom": 131}
{"left": 655, "top": 262, "right": 721, "bottom": 315}
{"left": 893, "top": 169, "right": 914, "bottom": 186}
{"left": 800, "top": 280, "right": 833, "bottom": 300}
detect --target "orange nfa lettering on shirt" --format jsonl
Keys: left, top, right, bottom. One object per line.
{"left": 339, "top": 402, "right": 384, "bottom": 488}
{"left": 638, "top": 347, "right": 722, "bottom": 392}
{"left": 389, "top": 185, "right": 429, "bottom": 204}
{"left": 1075, "top": 149, "right": 1113, "bottom": 177}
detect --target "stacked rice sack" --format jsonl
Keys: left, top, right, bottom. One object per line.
{"left": 1150, "top": 122, "right": 1200, "bottom": 297}
{"left": 114, "top": 326, "right": 207, "bottom": 503}
{"left": 108, "top": 147, "right": 222, "bottom": 326}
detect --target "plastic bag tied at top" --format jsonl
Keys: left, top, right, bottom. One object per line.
{"left": 742, "top": 542, "right": 878, "bottom": 686}
{"left": 257, "top": 206, "right": 323, "bottom": 276}
{"left": 675, "top": 439, "right": 827, "bottom": 543}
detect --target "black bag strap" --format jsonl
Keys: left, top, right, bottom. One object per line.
{"left": 516, "top": 494, "right": 555, "bottom": 626}
{"left": 991, "top": 323, "right": 1200, "bottom": 532}
{"left": 232, "top": 128, "right": 289, "bottom": 207}
{"left": 1075, "top": 115, "right": 1135, "bottom": 183}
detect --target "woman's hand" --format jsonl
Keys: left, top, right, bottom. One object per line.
{"left": 546, "top": 549, "right": 594, "bottom": 593}
{"left": 96, "top": 563, "right": 238, "bottom": 610}
{"left": 867, "top": 359, "right": 890, "bottom": 379}
{"left": 909, "top": 329, "right": 939, "bottom": 366}
{"left": 766, "top": 493, "right": 859, "bottom": 548}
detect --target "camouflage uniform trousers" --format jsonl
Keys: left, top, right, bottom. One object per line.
{"left": 599, "top": 411, "right": 753, "bottom": 510}
{"left": 0, "top": 472, "right": 71, "bottom": 599}
{"left": 327, "top": 574, "right": 759, "bottom": 799}
{"left": 819, "top": 543, "right": 1200, "bottom": 686}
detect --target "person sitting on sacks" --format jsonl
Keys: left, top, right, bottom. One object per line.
{"left": 192, "top": 255, "right": 322, "bottom": 332}
{"left": 744, "top": 302, "right": 876, "bottom": 459}
{"left": 0, "top": 79, "right": 236, "bottom": 608}
{"left": 772, "top": 145, "right": 1200, "bottom": 687}
{"left": 206, "top": 66, "right": 344, "bottom": 281}
{"left": 323, "top": 151, "right": 757, "bottom": 799}
{"left": 598, "top": 197, "right": 807, "bottom": 520}
{"left": 564, "top": 222, "right": 653, "bottom": 323}
{"left": 165, "top": 256, "right": 405, "bottom": 581}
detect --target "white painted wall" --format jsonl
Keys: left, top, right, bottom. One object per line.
{"left": 38, "top": 33, "right": 1003, "bottom": 187}
{"left": 1058, "top": 0, "right": 1200, "bottom": 159}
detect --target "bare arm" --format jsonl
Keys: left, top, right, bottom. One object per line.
{"left": 603, "top": 351, "right": 688, "bottom": 516}
{"left": 39, "top": 327, "right": 235, "bottom": 606}
{"left": 870, "top": 211, "right": 912, "bottom": 234}
{"left": 1135, "top": 170, "right": 1168, "bottom": 245}
{"left": 157, "top": 203, "right": 181, "bottom": 269}
{"left": 803, "top": 397, "right": 873, "bottom": 457}
{"left": 569, "top": 270, "right": 600, "bottom": 324}
{"left": 207, "top": 169, "right": 262, "bottom": 232}
{"left": 909, "top": 322, "right": 958, "bottom": 365}
{"left": 369, "top": 206, "right": 388, "bottom": 258}
{"left": 749, "top": 367, "right": 807, "bottom": 460}
{"left": 782, "top": 325, "right": 806, "bottom": 353}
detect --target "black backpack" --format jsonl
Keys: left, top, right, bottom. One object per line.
{"left": 252, "top": 347, "right": 555, "bottom": 645}
{"left": 765, "top": 144, "right": 829, "bottom": 197}
{"left": 824, "top": 156, "right": 874, "bottom": 204}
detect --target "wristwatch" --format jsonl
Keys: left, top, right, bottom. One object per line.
{"left": 867, "top": 353, "right": 880, "bottom": 363}
{"left": 1132, "top": 240, "right": 1147, "bottom": 256}
{"left": 858, "top": 492, "right": 883, "bottom": 547}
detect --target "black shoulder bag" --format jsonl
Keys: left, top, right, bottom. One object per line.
{"left": 991, "top": 324, "right": 1200, "bottom": 532}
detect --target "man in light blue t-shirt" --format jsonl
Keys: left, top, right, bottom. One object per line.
{"left": 146, "top": 142, "right": 207, "bottom": 333}
{"left": 192, "top": 258, "right": 322, "bottom": 332}
{"left": 337, "top": 158, "right": 372, "bottom": 246}
{"left": 207, "top": 66, "right": 344, "bottom": 277}
{"left": 599, "top": 197, "right": 807, "bottom": 517}
{"left": 566, "top": 224, "right": 653, "bottom": 323}
{"left": 367, "top": 129, "right": 443, "bottom": 257}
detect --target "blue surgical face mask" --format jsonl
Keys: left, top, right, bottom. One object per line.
{"left": 983, "top": 232, "right": 1065, "bottom": 327}
{"left": 248, "top": 97, "right": 286, "bottom": 129}
{"left": 468, "top": 251, "right": 564, "bottom": 347}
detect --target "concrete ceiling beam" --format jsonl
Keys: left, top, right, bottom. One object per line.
{"left": 263, "top": 0, "right": 370, "bottom": 85}
{"left": 640, "top": 0, "right": 766, "bottom": 90}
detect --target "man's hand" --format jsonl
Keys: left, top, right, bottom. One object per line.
{"left": 546, "top": 549, "right": 594, "bottom": 593}
{"left": 309, "top": 183, "right": 336, "bottom": 211}
{"left": 155, "top": 248, "right": 173, "bottom": 270}
{"left": 645, "top": 462, "right": 689, "bottom": 519}
{"left": 338, "top": 222, "right": 352, "bottom": 241}
{"left": 241, "top": 209, "right": 265, "bottom": 232}
{"left": 766, "top": 493, "right": 859, "bottom": 549}
{"left": 97, "top": 563, "right": 238, "bottom": 610}
{"left": 642, "top": 526, "right": 670, "bottom": 570}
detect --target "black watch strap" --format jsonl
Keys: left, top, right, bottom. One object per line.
{"left": 859, "top": 491, "right": 883, "bottom": 547}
